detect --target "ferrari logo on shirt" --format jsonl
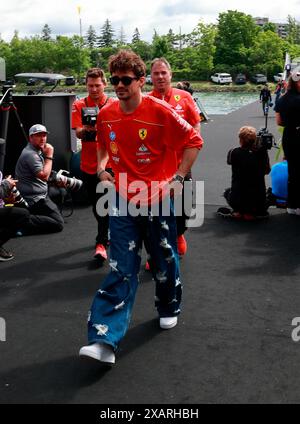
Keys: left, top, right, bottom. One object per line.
{"left": 139, "top": 129, "right": 147, "bottom": 140}
{"left": 174, "top": 95, "right": 181, "bottom": 102}
{"left": 110, "top": 141, "right": 118, "bottom": 154}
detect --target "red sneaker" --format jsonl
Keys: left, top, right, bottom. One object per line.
{"left": 94, "top": 244, "right": 107, "bottom": 261}
{"left": 177, "top": 234, "right": 187, "bottom": 256}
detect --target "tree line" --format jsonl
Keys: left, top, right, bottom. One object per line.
{"left": 1, "top": 10, "right": 300, "bottom": 81}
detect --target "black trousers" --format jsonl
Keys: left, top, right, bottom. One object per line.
{"left": 282, "top": 132, "right": 300, "bottom": 209}
{"left": 81, "top": 170, "right": 113, "bottom": 247}
{"left": 0, "top": 206, "right": 30, "bottom": 246}
{"left": 24, "top": 196, "right": 64, "bottom": 235}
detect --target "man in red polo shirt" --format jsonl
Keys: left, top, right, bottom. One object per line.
{"left": 72, "top": 68, "right": 114, "bottom": 262}
{"left": 149, "top": 58, "right": 201, "bottom": 258}
{"left": 79, "top": 50, "right": 203, "bottom": 365}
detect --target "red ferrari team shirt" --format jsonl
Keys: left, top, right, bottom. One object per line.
{"left": 72, "top": 95, "right": 114, "bottom": 174}
{"left": 96, "top": 95, "right": 203, "bottom": 205}
{"left": 148, "top": 87, "right": 200, "bottom": 128}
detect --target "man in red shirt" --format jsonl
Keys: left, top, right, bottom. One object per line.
{"left": 72, "top": 68, "right": 114, "bottom": 262}
{"left": 149, "top": 58, "right": 201, "bottom": 257}
{"left": 79, "top": 50, "right": 203, "bottom": 365}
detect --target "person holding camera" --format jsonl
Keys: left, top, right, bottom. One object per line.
{"left": 275, "top": 69, "right": 300, "bottom": 215}
{"left": 14, "top": 124, "right": 64, "bottom": 235}
{"left": 259, "top": 84, "right": 272, "bottom": 114}
{"left": 217, "top": 126, "right": 270, "bottom": 220}
{"left": 0, "top": 172, "right": 30, "bottom": 261}
{"left": 72, "top": 68, "right": 115, "bottom": 262}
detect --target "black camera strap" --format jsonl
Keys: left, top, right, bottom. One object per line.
{"left": 84, "top": 97, "right": 108, "bottom": 112}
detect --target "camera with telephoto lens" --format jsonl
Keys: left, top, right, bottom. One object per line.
{"left": 256, "top": 127, "right": 275, "bottom": 150}
{"left": 11, "top": 187, "right": 29, "bottom": 208}
{"left": 81, "top": 107, "right": 98, "bottom": 141}
{"left": 49, "top": 170, "right": 83, "bottom": 192}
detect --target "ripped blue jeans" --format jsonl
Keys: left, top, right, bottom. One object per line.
{"left": 88, "top": 196, "right": 182, "bottom": 351}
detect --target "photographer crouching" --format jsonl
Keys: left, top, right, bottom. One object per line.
{"left": 217, "top": 125, "right": 271, "bottom": 220}
{"left": 0, "top": 172, "right": 30, "bottom": 261}
{"left": 14, "top": 124, "right": 64, "bottom": 235}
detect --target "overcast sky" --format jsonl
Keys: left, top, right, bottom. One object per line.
{"left": 1, "top": 0, "right": 300, "bottom": 42}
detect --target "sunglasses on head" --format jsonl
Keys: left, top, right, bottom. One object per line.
{"left": 109, "top": 76, "right": 139, "bottom": 86}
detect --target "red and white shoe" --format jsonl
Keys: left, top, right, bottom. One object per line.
{"left": 177, "top": 234, "right": 187, "bottom": 256}
{"left": 94, "top": 244, "right": 107, "bottom": 261}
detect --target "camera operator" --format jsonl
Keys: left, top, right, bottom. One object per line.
{"left": 275, "top": 69, "right": 300, "bottom": 215}
{"left": 72, "top": 68, "right": 114, "bottom": 262}
{"left": 0, "top": 172, "right": 30, "bottom": 261}
{"left": 217, "top": 126, "right": 270, "bottom": 220}
{"left": 14, "top": 124, "right": 64, "bottom": 234}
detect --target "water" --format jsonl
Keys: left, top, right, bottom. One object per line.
{"left": 76, "top": 91, "right": 258, "bottom": 115}
{"left": 194, "top": 92, "right": 258, "bottom": 115}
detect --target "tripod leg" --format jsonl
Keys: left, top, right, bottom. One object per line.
{"left": 0, "top": 108, "right": 9, "bottom": 173}
{"left": 11, "top": 106, "right": 29, "bottom": 143}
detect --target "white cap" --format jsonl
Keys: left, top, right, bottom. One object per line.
{"left": 291, "top": 67, "right": 300, "bottom": 82}
{"left": 29, "top": 124, "right": 49, "bottom": 136}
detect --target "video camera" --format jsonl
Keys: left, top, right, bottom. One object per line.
{"left": 49, "top": 169, "right": 83, "bottom": 192}
{"left": 81, "top": 107, "right": 98, "bottom": 141}
{"left": 256, "top": 127, "right": 275, "bottom": 150}
{"left": 256, "top": 103, "right": 276, "bottom": 150}
{"left": 1, "top": 81, "right": 16, "bottom": 101}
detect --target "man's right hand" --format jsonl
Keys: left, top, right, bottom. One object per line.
{"left": 42, "top": 143, "right": 54, "bottom": 157}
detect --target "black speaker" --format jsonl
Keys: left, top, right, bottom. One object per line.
{"left": 0, "top": 93, "right": 76, "bottom": 176}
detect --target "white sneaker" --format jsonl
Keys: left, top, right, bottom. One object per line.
{"left": 159, "top": 316, "right": 178, "bottom": 329}
{"left": 79, "top": 343, "right": 115, "bottom": 364}
{"left": 287, "top": 208, "right": 297, "bottom": 215}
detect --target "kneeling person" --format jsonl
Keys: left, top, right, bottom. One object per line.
{"left": 15, "top": 124, "right": 64, "bottom": 235}
{"left": 218, "top": 126, "right": 270, "bottom": 220}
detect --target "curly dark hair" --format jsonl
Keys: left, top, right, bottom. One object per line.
{"left": 108, "top": 50, "right": 146, "bottom": 78}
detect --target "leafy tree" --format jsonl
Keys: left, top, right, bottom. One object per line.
{"left": 248, "top": 30, "right": 285, "bottom": 76}
{"left": 85, "top": 25, "right": 97, "bottom": 49}
{"left": 152, "top": 35, "right": 170, "bottom": 58}
{"left": 187, "top": 21, "right": 217, "bottom": 79}
{"left": 131, "top": 40, "right": 152, "bottom": 62}
{"left": 0, "top": 40, "right": 12, "bottom": 78}
{"left": 132, "top": 28, "right": 141, "bottom": 44}
{"left": 41, "top": 24, "right": 52, "bottom": 41}
{"left": 166, "top": 29, "right": 178, "bottom": 49}
{"left": 262, "top": 22, "right": 277, "bottom": 33}
{"left": 214, "top": 10, "right": 259, "bottom": 68}
{"left": 98, "top": 19, "right": 115, "bottom": 47}
{"left": 286, "top": 15, "right": 300, "bottom": 45}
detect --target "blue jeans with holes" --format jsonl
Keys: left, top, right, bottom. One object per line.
{"left": 87, "top": 195, "right": 182, "bottom": 351}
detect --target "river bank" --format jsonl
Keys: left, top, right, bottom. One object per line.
{"left": 15, "top": 80, "right": 276, "bottom": 94}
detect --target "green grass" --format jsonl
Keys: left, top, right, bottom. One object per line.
{"left": 14, "top": 80, "right": 276, "bottom": 94}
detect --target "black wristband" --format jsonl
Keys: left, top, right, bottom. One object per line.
{"left": 44, "top": 156, "right": 53, "bottom": 160}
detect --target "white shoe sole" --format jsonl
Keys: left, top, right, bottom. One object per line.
{"left": 159, "top": 317, "right": 178, "bottom": 330}
{"left": 79, "top": 344, "right": 115, "bottom": 364}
